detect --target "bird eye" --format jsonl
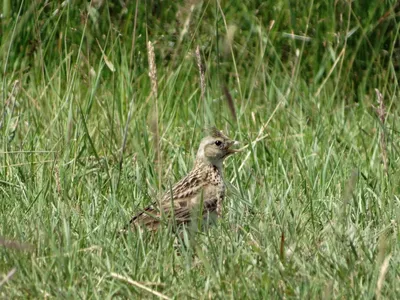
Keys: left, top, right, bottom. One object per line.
{"left": 215, "top": 140, "right": 222, "bottom": 146}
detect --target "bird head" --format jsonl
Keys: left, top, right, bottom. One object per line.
{"left": 196, "top": 127, "right": 240, "bottom": 168}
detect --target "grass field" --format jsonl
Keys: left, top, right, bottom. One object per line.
{"left": 1, "top": 0, "right": 399, "bottom": 298}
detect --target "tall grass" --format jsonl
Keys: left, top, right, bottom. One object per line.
{"left": 1, "top": 0, "right": 399, "bottom": 298}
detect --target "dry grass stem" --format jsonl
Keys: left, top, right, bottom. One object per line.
{"left": 216, "top": 0, "right": 242, "bottom": 99}
{"left": 129, "top": 0, "right": 139, "bottom": 67}
{"left": 315, "top": 48, "right": 345, "bottom": 97}
{"left": 179, "top": 4, "right": 195, "bottom": 42}
{"left": 54, "top": 163, "right": 62, "bottom": 197}
{"left": 6, "top": 80, "right": 21, "bottom": 104}
{"left": 376, "top": 254, "right": 391, "bottom": 299}
{"left": 111, "top": 273, "right": 171, "bottom": 300}
{"left": 147, "top": 40, "right": 161, "bottom": 193}
{"left": 222, "top": 86, "right": 237, "bottom": 122}
{"left": 147, "top": 41, "right": 158, "bottom": 99}
{"left": 195, "top": 45, "right": 206, "bottom": 100}
{"left": 0, "top": 268, "right": 17, "bottom": 287}
{"left": 374, "top": 88, "right": 388, "bottom": 173}
{"left": 0, "top": 80, "right": 20, "bottom": 130}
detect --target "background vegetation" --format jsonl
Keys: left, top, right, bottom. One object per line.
{"left": 1, "top": 0, "right": 399, "bottom": 298}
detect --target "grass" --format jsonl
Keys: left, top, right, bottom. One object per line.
{"left": 1, "top": 0, "right": 399, "bottom": 298}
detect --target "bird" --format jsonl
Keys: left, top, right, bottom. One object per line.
{"left": 124, "top": 127, "right": 240, "bottom": 232}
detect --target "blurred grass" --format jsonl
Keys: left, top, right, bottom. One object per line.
{"left": 1, "top": 0, "right": 399, "bottom": 298}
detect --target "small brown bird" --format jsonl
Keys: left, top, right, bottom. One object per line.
{"left": 125, "top": 127, "right": 239, "bottom": 231}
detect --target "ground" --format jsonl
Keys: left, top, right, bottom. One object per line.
{"left": 0, "top": 1, "right": 399, "bottom": 298}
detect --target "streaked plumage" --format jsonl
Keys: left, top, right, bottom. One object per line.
{"left": 125, "top": 127, "right": 239, "bottom": 231}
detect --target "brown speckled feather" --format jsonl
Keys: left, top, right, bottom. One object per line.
{"left": 124, "top": 128, "right": 239, "bottom": 232}
{"left": 129, "top": 162, "right": 224, "bottom": 231}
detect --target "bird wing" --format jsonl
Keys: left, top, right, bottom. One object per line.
{"left": 128, "top": 171, "right": 217, "bottom": 231}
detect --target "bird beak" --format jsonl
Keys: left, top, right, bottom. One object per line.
{"left": 226, "top": 140, "right": 240, "bottom": 154}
